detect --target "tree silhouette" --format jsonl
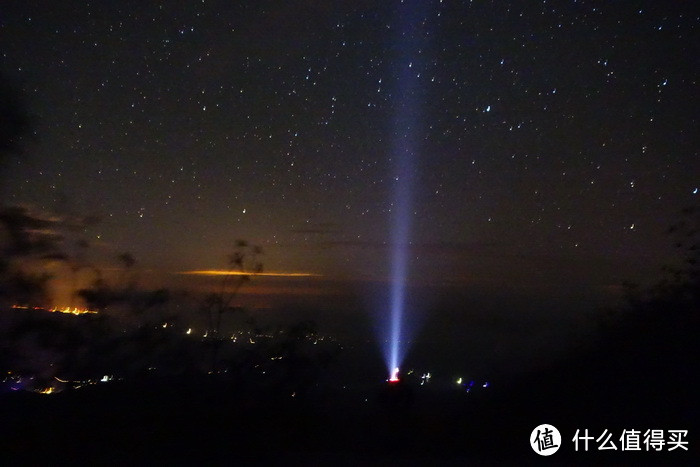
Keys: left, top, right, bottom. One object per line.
{"left": 202, "top": 240, "right": 263, "bottom": 372}
{"left": 618, "top": 206, "right": 698, "bottom": 320}
{"left": 597, "top": 206, "right": 699, "bottom": 415}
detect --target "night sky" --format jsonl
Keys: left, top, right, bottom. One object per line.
{"left": 2, "top": 1, "right": 698, "bottom": 310}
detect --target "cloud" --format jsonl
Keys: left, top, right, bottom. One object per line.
{"left": 176, "top": 270, "right": 322, "bottom": 278}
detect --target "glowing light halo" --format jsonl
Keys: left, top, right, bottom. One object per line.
{"left": 389, "top": 367, "right": 400, "bottom": 383}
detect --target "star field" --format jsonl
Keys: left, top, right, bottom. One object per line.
{"left": 2, "top": 0, "right": 697, "bottom": 297}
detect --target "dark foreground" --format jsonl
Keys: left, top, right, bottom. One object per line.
{"left": 2, "top": 292, "right": 698, "bottom": 465}
{"left": 1, "top": 352, "right": 697, "bottom": 466}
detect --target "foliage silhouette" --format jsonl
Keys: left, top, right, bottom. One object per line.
{"left": 0, "top": 73, "right": 342, "bottom": 395}
{"left": 537, "top": 206, "right": 699, "bottom": 424}
{"left": 614, "top": 206, "right": 698, "bottom": 325}
{"left": 202, "top": 240, "right": 263, "bottom": 372}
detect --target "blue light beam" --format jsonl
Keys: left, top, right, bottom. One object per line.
{"left": 385, "top": 0, "right": 430, "bottom": 377}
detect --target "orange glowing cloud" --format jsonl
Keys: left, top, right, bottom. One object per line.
{"left": 177, "top": 270, "right": 322, "bottom": 278}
